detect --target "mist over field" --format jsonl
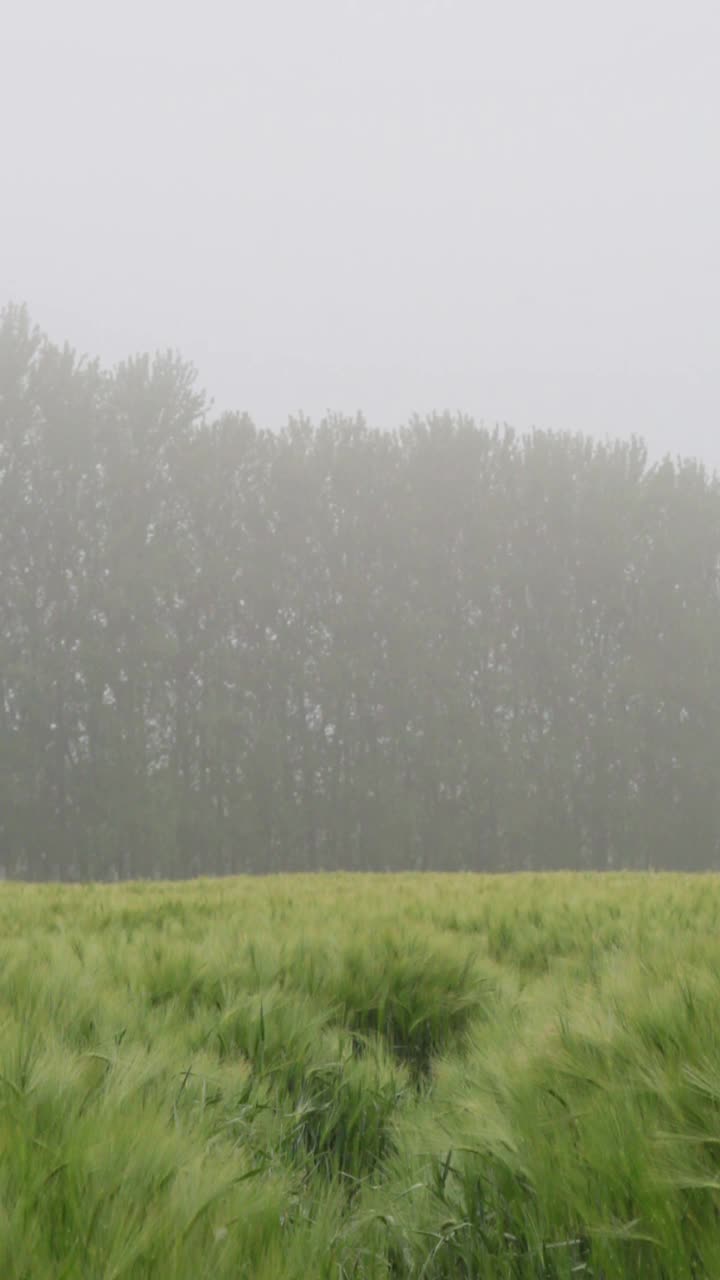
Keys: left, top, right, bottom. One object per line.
{"left": 2, "top": 304, "right": 720, "bottom": 880}
{"left": 3, "top": 1, "right": 719, "bottom": 880}
{"left": 3, "top": 3, "right": 720, "bottom": 1277}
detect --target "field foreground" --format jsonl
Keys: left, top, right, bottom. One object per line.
{"left": 2, "top": 874, "right": 720, "bottom": 1278}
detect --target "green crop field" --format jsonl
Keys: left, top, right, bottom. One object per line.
{"left": 2, "top": 874, "right": 720, "bottom": 1278}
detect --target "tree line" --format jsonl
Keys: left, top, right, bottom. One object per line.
{"left": 2, "top": 303, "right": 719, "bottom": 878}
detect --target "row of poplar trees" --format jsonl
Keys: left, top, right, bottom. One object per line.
{"left": 2, "top": 304, "right": 719, "bottom": 879}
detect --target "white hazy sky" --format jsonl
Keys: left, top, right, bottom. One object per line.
{"left": 2, "top": 0, "right": 719, "bottom": 463}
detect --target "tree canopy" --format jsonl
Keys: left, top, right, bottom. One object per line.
{"left": 2, "top": 304, "right": 719, "bottom": 878}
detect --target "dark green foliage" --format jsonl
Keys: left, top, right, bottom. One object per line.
{"left": 279, "top": 1053, "right": 404, "bottom": 1180}
{"left": 290, "top": 936, "right": 489, "bottom": 1077}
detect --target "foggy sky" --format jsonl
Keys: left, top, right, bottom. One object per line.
{"left": 3, "top": 0, "right": 719, "bottom": 465}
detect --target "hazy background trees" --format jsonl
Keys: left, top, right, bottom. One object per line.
{"left": 2, "top": 304, "right": 719, "bottom": 879}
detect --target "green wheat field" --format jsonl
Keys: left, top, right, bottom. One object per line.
{"left": 3, "top": 874, "right": 720, "bottom": 1278}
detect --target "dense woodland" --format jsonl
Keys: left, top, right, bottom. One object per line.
{"left": 1, "top": 304, "right": 719, "bottom": 879}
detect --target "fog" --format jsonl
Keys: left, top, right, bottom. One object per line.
{"left": 2, "top": 0, "right": 718, "bottom": 462}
